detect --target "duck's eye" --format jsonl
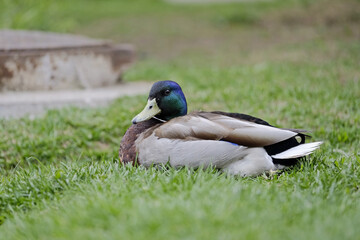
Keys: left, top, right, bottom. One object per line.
{"left": 164, "top": 89, "right": 171, "bottom": 96}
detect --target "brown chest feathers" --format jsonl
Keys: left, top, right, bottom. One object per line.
{"left": 119, "top": 119, "right": 161, "bottom": 165}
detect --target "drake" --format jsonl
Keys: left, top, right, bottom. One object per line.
{"left": 119, "top": 80, "right": 322, "bottom": 176}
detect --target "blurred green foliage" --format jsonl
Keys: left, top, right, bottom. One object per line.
{"left": 0, "top": 0, "right": 74, "bottom": 31}
{"left": 0, "top": 0, "right": 320, "bottom": 32}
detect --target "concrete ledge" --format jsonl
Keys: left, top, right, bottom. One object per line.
{"left": 0, "top": 30, "right": 135, "bottom": 91}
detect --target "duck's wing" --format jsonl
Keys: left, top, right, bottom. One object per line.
{"left": 154, "top": 111, "right": 298, "bottom": 147}
{"left": 212, "top": 111, "right": 308, "bottom": 134}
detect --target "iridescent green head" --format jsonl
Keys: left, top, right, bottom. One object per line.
{"left": 132, "top": 80, "right": 188, "bottom": 124}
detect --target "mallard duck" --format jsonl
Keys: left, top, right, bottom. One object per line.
{"left": 119, "top": 80, "right": 322, "bottom": 176}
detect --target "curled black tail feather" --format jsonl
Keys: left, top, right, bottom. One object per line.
{"left": 265, "top": 134, "right": 307, "bottom": 166}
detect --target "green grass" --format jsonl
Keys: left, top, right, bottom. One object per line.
{"left": 2, "top": 158, "right": 360, "bottom": 240}
{"left": 1, "top": 0, "right": 360, "bottom": 239}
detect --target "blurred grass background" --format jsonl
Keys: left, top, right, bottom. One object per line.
{"left": 2, "top": 0, "right": 359, "bottom": 63}
{"left": 0, "top": 0, "right": 359, "bottom": 168}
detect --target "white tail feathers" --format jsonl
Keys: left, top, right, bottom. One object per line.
{"left": 271, "top": 141, "right": 323, "bottom": 159}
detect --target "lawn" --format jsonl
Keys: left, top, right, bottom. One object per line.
{"left": 0, "top": 0, "right": 360, "bottom": 239}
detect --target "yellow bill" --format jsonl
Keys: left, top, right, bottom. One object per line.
{"left": 132, "top": 98, "right": 161, "bottom": 124}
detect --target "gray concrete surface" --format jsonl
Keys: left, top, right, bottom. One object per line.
{"left": 0, "top": 30, "right": 135, "bottom": 91}
{"left": 0, "top": 81, "right": 152, "bottom": 119}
